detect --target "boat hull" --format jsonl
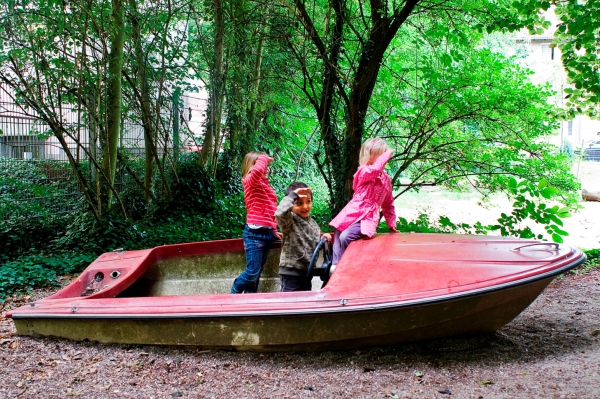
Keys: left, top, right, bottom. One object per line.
{"left": 8, "top": 233, "right": 586, "bottom": 351}
{"left": 13, "top": 276, "right": 553, "bottom": 351}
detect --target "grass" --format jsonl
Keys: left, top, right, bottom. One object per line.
{"left": 393, "top": 161, "right": 600, "bottom": 250}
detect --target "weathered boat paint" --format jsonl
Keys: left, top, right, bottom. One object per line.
{"left": 7, "top": 233, "right": 586, "bottom": 351}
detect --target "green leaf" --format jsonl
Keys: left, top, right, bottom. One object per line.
{"left": 551, "top": 234, "right": 564, "bottom": 243}
{"left": 537, "top": 179, "right": 547, "bottom": 189}
{"left": 540, "top": 187, "right": 558, "bottom": 199}
{"left": 552, "top": 226, "right": 569, "bottom": 236}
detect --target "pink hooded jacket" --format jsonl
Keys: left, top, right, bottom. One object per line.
{"left": 329, "top": 150, "right": 396, "bottom": 238}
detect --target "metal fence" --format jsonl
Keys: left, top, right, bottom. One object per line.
{"left": 0, "top": 89, "right": 207, "bottom": 222}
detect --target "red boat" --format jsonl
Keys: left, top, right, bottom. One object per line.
{"left": 7, "top": 233, "right": 585, "bottom": 351}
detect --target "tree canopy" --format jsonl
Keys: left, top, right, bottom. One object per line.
{"left": 554, "top": 0, "right": 600, "bottom": 118}
{"left": 0, "top": 0, "right": 587, "bottom": 222}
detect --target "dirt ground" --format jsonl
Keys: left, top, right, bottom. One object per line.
{"left": 1, "top": 269, "right": 599, "bottom": 399}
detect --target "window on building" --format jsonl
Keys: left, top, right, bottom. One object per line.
{"left": 541, "top": 44, "right": 554, "bottom": 61}
{"left": 568, "top": 120, "right": 573, "bottom": 136}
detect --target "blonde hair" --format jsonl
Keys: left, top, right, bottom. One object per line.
{"left": 242, "top": 151, "right": 266, "bottom": 178}
{"left": 359, "top": 138, "right": 390, "bottom": 166}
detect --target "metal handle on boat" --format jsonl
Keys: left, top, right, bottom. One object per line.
{"left": 512, "top": 243, "right": 559, "bottom": 251}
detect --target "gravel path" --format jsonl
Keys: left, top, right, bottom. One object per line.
{"left": 1, "top": 270, "right": 599, "bottom": 399}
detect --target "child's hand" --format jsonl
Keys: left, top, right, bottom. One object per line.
{"left": 322, "top": 233, "right": 333, "bottom": 242}
{"left": 389, "top": 226, "right": 398, "bottom": 233}
{"left": 266, "top": 156, "right": 275, "bottom": 163}
{"left": 274, "top": 231, "right": 283, "bottom": 240}
{"left": 294, "top": 187, "right": 311, "bottom": 198}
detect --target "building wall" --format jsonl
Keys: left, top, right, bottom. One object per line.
{"left": 515, "top": 10, "right": 600, "bottom": 150}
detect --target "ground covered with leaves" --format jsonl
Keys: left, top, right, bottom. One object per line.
{"left": 1, "top": 270, "right": 599, "bottom": 399}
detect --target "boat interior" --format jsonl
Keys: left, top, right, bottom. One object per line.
{"left": 118, "top": 247, "right": 290, "bottom": 297}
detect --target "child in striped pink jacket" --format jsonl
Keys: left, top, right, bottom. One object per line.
{"left": 329, "top": 138, "right": 398, "bottom": 268}
{"left": 231, "top": 152, "right": 282, "bottom": 294}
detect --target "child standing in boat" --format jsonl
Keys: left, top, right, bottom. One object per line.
{"left": 329, "top": 138, "right": 397, "bottom": 270}
{"left": 231, "top": 152, "right": 282, "bottom": 294}
{"left": 275, "top": 182, "right": 332, "bottom": 292}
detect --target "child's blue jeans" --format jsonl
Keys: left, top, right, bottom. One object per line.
{"left": 231, "top": 225, "right": 275, "bottom": 293}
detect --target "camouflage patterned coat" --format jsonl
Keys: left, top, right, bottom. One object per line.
{"left": 275, "top": 194, "right": 321, "bottom": 276}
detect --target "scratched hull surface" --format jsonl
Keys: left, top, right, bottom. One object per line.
{"left": 7, "top": 234, "right": 586, "bottom": 351}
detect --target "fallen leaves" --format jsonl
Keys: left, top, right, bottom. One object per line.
{"left": 363, "top": 367, "right": 375, "bottom": 373}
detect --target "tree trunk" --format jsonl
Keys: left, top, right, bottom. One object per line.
{"left": 128, "top": 0, "right": 156, "bottom": 203}
{"left": 102, "top": 0, "right": 126, "bottom": 210}
{"left": 247, "top": 33, "right": 264, "bottom": 136}
{"left": 200, "top": 0, "right": 225, "bottom": 170}
{"left": 293, "top": 0, "right": 345, "bottom": 212}
{"left": 335, "top": 0, "right": 421, "bottom": 213}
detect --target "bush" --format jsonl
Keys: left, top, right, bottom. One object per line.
{"left": 0, "top": 252, "right": 96, "bottom": 301}
{"left": 168, "top": 155, "right": 217, "bottom": 214}
{"left": 584, "top": 248, "right": 600, "bottom": 262}
{"left": 0, "top": 159, "right": 83, "bottom": 258}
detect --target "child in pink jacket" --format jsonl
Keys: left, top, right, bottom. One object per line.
{"left": 329, "top": 138, "right": 397, "bottom": 268}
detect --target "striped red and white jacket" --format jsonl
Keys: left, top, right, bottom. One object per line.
{"left": 243, "top": 155, "right": 278, "bottom": 229}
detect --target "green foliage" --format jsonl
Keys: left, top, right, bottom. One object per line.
{"left": 391, "top": 214, "right": 490, "bottom": 235}
{"left": 553, "top": 0, "right": 600, "bottom": 118}
{"left": 394, "top": 214, "right": 444, "bottom": 234}
{"left": 391, "top": 179, "right": 571, "bottom": 244}
{"left": 0, "top": 159, "right": 82, "bottom": 258}
{"left": 490, "top": 178, "right": 570, "bottom": 243}
{"left": 571, "top": 248, "right": 600, "bottom": 275}
{"left": 584, "top": 248, "right": 600, "bottom": 263}
{"left": 164, "top": 155, "right": 217, "bottom": 215}
{"left": 0, "top": 252, "right": 96, "bottom": 301}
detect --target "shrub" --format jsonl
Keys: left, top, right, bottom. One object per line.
{"left": 0, "top": 252, "right": 96, "bottom": 301}
{"left": 0, "top": 158, "right": 82, "bottom": 258}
